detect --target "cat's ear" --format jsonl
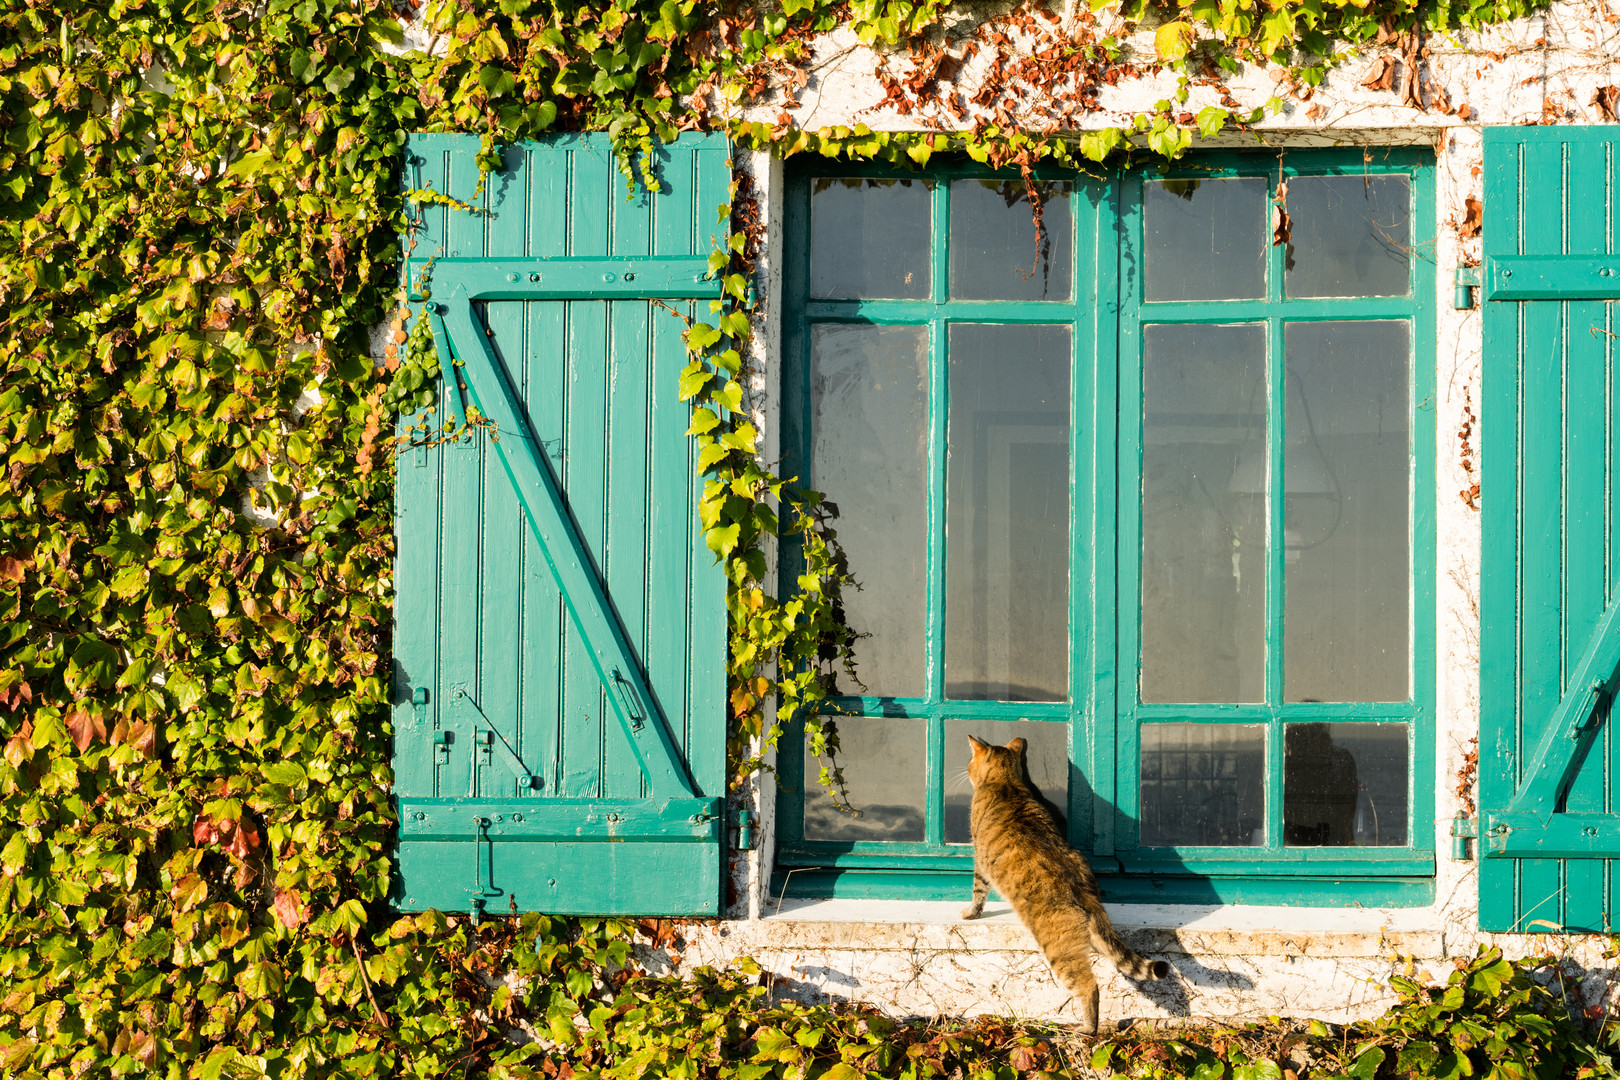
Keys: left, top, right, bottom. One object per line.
{"left": 1007, "top": 737, "right": 1027, "bottom": 755}
{"left": 967, "top": 735, "right": 989, "bottom": 759}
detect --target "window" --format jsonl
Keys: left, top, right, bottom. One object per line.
{"left": 778, "top": 153, "right": 1435, "bottom": 905}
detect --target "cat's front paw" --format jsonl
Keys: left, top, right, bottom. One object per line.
{"left": 960, "top": 905, "right": 982, "bottom": 919}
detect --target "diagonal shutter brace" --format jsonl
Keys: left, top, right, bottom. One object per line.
{"left": 414, "top": 257, "right": 723, "bottom": 804}
{"left": 1488, "top": 594, "right": 1620, "bottom": 856}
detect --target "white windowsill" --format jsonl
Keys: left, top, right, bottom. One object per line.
{"left": 712, "top": 897, "right": 1445, "bottom": 958}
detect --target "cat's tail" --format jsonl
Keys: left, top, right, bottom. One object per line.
{"left": 1088, "top": 911, "right": 1171, "bottom": 981}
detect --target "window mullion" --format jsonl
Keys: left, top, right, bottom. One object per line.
{"left": 923, "top": 180, "right": 950, "bottom": 847}
{"left": 1264, "top": 314, "right": 1287, "bottom": 850}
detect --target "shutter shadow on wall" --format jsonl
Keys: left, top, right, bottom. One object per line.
{"left": 391, "top": 133, "right": 729, "bottom": 918}
{"left": 1481, "top": 126, "right": 1620, "bottom": 933}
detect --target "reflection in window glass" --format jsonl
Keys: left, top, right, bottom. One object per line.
{"left": 1141, "top": 323, "right": 1267, "bottom": 704}
{"left": 1284, "top": 176, "right": 1411, "bottom": 298}
{"left": 1144, "top": 178, "right": 1267, "bottom": 302}
{"left": 944, "top": 719, "right": 1069, "bottom": 844}
{"left": 810, "top": 178, "right": 931, "bottom": 299}
{"left": 1283, "top": 321, "right": 1410, "bottom": 703}
{"left": 950, "top": 180, "right": 1073, "bottom": 301}
{"left": 1284, "top": 723, "right": 1408, "bottom": 846}
{"left": 946, "top": 324, "right": 1071, "bottom": 701}
{"left": 802, "top": 717, "right": 926, "bottom": 841}
{"left": 1140, "top": 723, "right": 1265, "bottom": 846}
{"left": 811, "top": 324, "right": 930, "bottom": 697}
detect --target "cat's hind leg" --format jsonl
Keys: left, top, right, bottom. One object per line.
{"left": 1045, "top": 925, "right": 1101, "bottom": 1035}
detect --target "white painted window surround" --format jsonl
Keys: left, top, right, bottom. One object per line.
{"left": 689, "top": 3, "right": 1620, "bottom": 1018}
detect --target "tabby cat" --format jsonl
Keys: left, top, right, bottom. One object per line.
{"left": 961, "top": 734, "right": 1170, "bottom": 1033}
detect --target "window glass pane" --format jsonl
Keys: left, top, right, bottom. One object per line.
{"left": 811, "top": 324, "right": 930, "bottom": 697}
{"left": 950, "top": 180, "right": 1073, "bottom": 301}
{"left": 1284, "top": 722, "right": 1409, "bottom": 846}
{"left": 1144, "top": 178, "right": 1267, "bottom": 302}
{"left": 1140, "top": 723, "right": 1265, "bottom": 846}
{"left": 1141, "top": 323, "right": 1266, "bottom": 704}
{"left": 946, "top": 324, "right": 1071, "bottom": 701}
{"left": 811, "top": 178, "right": 931, "bottom": 299}
{"left": 943, "top": 719, "right": 1069, "bottom": 844}
{"left": 802, "top": 717, "right": 927, "bottom": 842}
{"left": 1284, "top": 175, "right": 1411, "bottom": 298}
{"left": 1283, "top": 321, "right": 1410, "bottom": 702}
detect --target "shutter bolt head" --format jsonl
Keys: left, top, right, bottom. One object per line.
{"left": 529, "top": 272, "right": 541, "bottom": 282}
{"left": 507, "top": 272, "right": 519, "bottom": 282}
{"left": 603, "top": 272, "right": 617, "bottom": 283}
{"left": 493, "top": 814, "right": 503, "bottom": 822}
{"left": 548, "top": 878, "right": 557, "bottom": 887}
{"left": 1503, "top": 268, "right": 1513, "bottom": 277}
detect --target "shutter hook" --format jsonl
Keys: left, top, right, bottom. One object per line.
{"left": 613, "top": 670, "right": 646, "bottom": 731}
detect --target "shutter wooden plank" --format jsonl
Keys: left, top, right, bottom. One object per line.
{"left": 438, "top": 141, "right": 487, "bottom": 802}
{"left": 689, "top": 142, "right": 732, "bottom": 797}
{"left": 606, "top": 299, "right": 652, "bottom": 801}
{"left": 564, "top": 143, "right": 612, "bottom": 799}
{"left": 1515, "top": 135, "right": 1569, "bottom": 932}
{"left": 562, "top": 300, "right": 609, "bottom": 796}
{"left": 1480, "top": 131, "right": 1523, "bottom": 933}
{"left": 649, "top": 149, "right": 699, "bottom": 767}
{"left": 1607, "top": 141, "right": 1620, "bottom": 922}
{"left": 605, "top": 181, "right": 655, "bottom": 802}
{"left": 394, "top": 145, "right": 450, "bottom": 804}
{"left": 1562, "top": 138, "right": 1611, "bottom": 929}
{"left": 478, "top": 144, "right": 532, "bottom": 799}
{"left": 520, "top": 297, "right": 566, "bottom": 796}
{"left": 522, "top": 150, "right": 570, "bottom": 796}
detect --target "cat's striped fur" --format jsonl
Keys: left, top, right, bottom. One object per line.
{"left": 961, "top": 735, "right": 1170, "bottom": 1033}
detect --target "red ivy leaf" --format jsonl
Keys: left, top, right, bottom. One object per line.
{"left": 0, "top": 556, "right": 26, "bottom": 583}
{"left": 273, "top": 888, "right": 309, "bottom": 929}
{"left": 224, "top": 820, "right": 261, "bottom": 860}
{"left": 193, "top": 818, "right": 222, "bottom": 846}
{"left": 3, "top": 720, "right": 33, "bottom": 768}
{"left": 65, "top": 707, "right": 107, "bottom": 752}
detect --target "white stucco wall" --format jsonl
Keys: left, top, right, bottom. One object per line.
{"left": 669, "top": 2, "right": 1620, "bottom": 1026}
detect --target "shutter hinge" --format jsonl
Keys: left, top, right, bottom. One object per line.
{"left": 735, "top": 808, "right": 757, "bottom": 851}
{"left": 1453, "top": 265, "right": 1481, "bottom": 310}
{"left": 1450, "top": 813, "right": 1477, "bottom": 861}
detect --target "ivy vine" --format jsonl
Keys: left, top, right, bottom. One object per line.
{"left": 0, "top": 0, "right": 1569, "bottom": 1072}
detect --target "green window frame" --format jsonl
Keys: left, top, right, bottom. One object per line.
{"left": 776, "top": 149, "right": 1436, "bottom": 906}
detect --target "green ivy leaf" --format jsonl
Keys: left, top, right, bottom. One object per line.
{"left": 686, "top": 407, "right": 721, "bottom": 436}
{"left": 1195, "top": 106, "right": 1230, "bottom": 138}
{"left": 262, "top": 762, "right": 308, "bottom": 786}
{"left": 1348, "top": 1046, "right": 1385, "bottom": 1080}
{"left": 1155, "top": 20, "right": 1196, "bottom": 60}
{"left": 1080, "top": 127, "right": 1124, "bottom": 162}
{"left": 679, "top": 361, "right": 715, "bottom": 400}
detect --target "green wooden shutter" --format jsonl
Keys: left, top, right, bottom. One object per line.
{"left": 391, "top": 133, "right": 729, "bottom": 918}
{"left": 1481, "top": 127, "right": 1620, "bottom": 933}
